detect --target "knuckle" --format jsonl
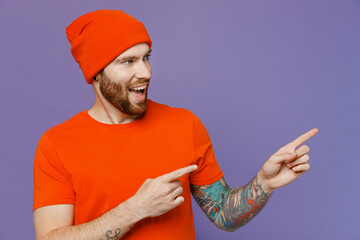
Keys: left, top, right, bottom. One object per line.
{"left": 269, "top": 155, "right": 278, "bottom": 162}
{"left": 156, "top": 175, "right": 165, "bottom": 181}
{"left": 159, "top": 184, "right": 168, "bottom": 193}
{"left": 166, "top": 185, "right": 173, "bottom": 192}
{"left": 166, "top": 201, "right": 173, "bottom": 209}
{"left": 279, "top": 146, "right": 286, "bottom": 151}
{"left": 155, "top": 177, "right": 164, "bottom": 183}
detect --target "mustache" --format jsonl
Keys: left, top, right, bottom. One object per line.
{"left": 128, "top": 80, "right": 150, "bottom": 88}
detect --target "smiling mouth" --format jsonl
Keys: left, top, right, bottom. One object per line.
{"left": 128, "top": 85, "right": 146, "bottom": 94}
{"left": 128, "top": 84, "right": 147, "bottom": 101}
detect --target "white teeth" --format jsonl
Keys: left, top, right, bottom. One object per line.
{"left": 131, "top": 85, "right": 147, "bottom": 91}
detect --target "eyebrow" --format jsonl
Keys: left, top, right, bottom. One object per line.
{"left": 115, "top": 49, "right": 152, "bottom": 62}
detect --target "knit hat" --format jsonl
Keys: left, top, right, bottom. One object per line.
{"left": 65, "top": 9, "right": 152, "bottom": 84}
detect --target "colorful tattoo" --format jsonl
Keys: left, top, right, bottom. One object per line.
{"left": 191, "top": 176, "right": 272, "bottom": 231}
{"left": 190, "top": 178, "right": 230, "bottom": 222}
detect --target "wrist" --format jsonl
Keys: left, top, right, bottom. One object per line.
{"left": 256, "top": 171, "right": 275, "bottom": 194}
{"left": 115, "top": 197, "right": 146, "bottom": 225}
{"left": 124, "top": 196, "right": 147, "bottom": 222}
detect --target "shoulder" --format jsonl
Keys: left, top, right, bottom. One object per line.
{"left": 39, "top": 111, "right": 86, "bottom": 142}
{"left": 147, "top": 99, "right": 196, "bottom": 121}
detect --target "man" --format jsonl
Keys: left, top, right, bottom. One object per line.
{"left": 33, "top": 9, "right": 318, "bottom": 240}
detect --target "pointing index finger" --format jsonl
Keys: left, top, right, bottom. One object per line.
{"left": 288, "top": 128, "right": 319, "bottom": 149}
{"left": 160, "top": 165, "right": 198, "bottom": 182}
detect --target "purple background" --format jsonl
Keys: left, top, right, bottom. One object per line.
{"left": 1, "top": 0, "right": 359, "bottom": 239}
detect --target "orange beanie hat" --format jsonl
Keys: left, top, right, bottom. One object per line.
{"left": 66, "top": 9, "right": 152, "bottom": 84}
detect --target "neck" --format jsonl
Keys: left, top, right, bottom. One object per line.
{"left": 88, "top": 86, "right": 141, "bottom": 125}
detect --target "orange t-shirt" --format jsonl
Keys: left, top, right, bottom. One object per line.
{"left": 33, "top": 99, "right": 223, "bottom": 239}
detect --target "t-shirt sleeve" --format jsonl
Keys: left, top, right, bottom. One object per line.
{"left": 33, "top": 133, "right": 75, "bottom": 211}
{"left": 189, "top": 113, "right": 223, "bottom": 185}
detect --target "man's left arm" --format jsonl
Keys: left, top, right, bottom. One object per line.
{"left": 191, "top": 128, "right": 318, "bottom": 231}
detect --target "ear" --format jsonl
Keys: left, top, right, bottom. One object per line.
{"left": 93, "top": 69, "right": 104, "bottom": 82}
{"left": 92, "top": 75, "right": 99, "bottom": 82}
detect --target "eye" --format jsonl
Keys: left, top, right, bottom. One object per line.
{"left": 123, "top": 59, "right": 133, "bottom": 65}
{"left": 144, "top": 54, "right": 151, "bottom": 61}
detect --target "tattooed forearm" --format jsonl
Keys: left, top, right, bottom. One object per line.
{"left": 191, "top": 178, "right": 231, "bottom": 222}
{"left": 217, "top": 175, "right": 271, "bottom": 231}
{"left": 191, "top": 175, "right": 272, "bottom": 232}
{"left": 100, "top": 228, "right": 121, "bottom": 240}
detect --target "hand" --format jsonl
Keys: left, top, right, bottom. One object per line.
{"left": 130, "top": 165, "right": 198, "bottom": 219}
{"left": 258, "top": 128, "right": 319, "bottom": 191}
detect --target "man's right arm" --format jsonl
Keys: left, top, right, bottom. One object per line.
{"left": 33, "top": 198, "right": 139, "bottom": 240}
{"left": 33, "top": 164, "right": 198, "bottom": 240}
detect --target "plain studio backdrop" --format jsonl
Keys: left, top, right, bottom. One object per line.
{"left": 0, "top": 0, "right": 359, "bottom": 239}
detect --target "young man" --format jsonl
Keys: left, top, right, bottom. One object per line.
{"left": 33, "top": 9, "right": 318, "bottom": 240}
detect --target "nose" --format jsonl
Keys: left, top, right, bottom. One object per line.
{"left": 135, "top": 60, "right": 152, "bottom": 80}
